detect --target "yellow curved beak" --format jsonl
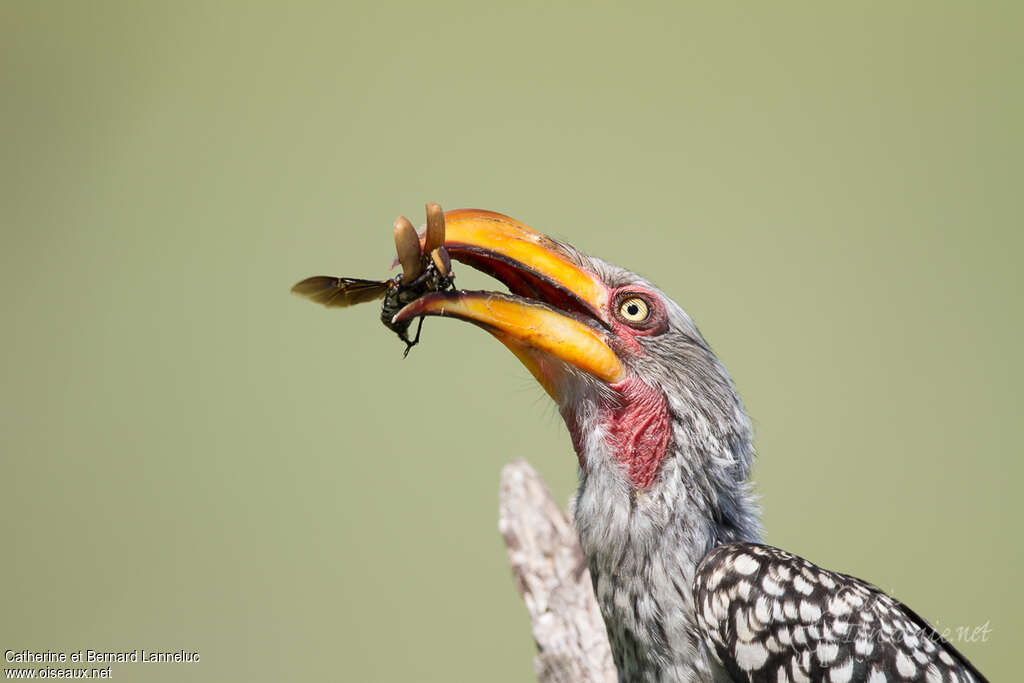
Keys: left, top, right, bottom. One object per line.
{"left": 393, "top": 209, "right": 624, "bottom": 398}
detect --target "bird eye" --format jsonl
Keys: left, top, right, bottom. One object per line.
{"left": 617, "top": 296, "right": 650, "bottom": 324}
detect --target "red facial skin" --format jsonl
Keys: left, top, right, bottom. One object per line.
{"left": 568, "top": 287, "right": 672, "bottom": 488}
{"left": 604, "top": 376, "right": 671, "bottom": 488}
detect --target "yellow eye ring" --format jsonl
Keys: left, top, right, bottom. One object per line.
{"left": 618, "top": 296, "right": 650, "bottom": 323}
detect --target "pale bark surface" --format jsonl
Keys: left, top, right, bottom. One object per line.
{"left": 498, "top": 460, "right": 617, "bottom": 683}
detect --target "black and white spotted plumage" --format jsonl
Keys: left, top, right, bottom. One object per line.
{"left": 693, "top": 543, "right": 986, "bottom": 683}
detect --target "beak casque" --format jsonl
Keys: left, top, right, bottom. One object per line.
{"left": 392, "top": 209, "right": 625, "bottom": 398}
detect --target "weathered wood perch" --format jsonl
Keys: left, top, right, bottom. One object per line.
{"left": 498, "top": 459, "right": 617, "bottom": 683}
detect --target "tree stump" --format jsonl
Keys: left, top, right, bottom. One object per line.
{"left": 498, "top": 460, "right": 617, "bottom": 683}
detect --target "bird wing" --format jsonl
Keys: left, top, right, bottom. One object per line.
{"left": 290, "top": 276, "right": 388, "bottom": 307}
{"left": 693, "top": 542, "right": 987, "bottom": 683}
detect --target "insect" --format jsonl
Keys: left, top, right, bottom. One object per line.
{"left": 291, "top": 203, "right": 455, "bottom": 356}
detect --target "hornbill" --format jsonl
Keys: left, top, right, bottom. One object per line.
{"left": 301, "top": 209, "right": 988, "bottom": 683}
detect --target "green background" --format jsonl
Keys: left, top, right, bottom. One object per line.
{"left": 2, "top": 1, "right": 1020, "bottom": 680}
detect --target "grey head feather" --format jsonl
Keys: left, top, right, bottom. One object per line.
{"left": 541, "top": 244, "right": 762, "bottom": 682}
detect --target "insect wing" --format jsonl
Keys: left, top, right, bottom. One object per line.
{"left": 291, "top": 276, "right": 388, "bottom": 308}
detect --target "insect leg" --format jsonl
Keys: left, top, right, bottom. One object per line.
{"left": 402, "top": 316, "right": 425, "bottom": 358}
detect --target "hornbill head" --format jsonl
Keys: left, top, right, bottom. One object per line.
{"left": 395, "top": 210, "right": 762, "bottom": 679}
{"left": 394, "top": 209, "right": 758, "bottom": 538}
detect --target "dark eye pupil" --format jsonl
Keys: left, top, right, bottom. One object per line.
{"left": 627, "top": 304, "right": 639, "bottom": 315}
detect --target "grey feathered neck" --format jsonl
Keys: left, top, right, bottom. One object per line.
{"left": 557, "top": 257, "right": 762, "bottom": 682}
